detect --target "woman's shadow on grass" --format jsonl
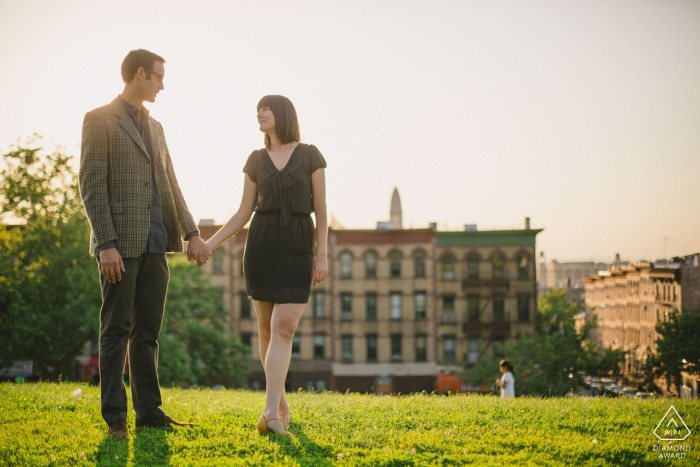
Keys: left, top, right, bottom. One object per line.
{"left": 267, "top": 426, "right": 334, "bottom": 467}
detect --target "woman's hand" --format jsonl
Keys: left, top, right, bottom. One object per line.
{"left": 313, "top": 255, "right": 328, "bottom": 286}
{"left": 195, "top": 241, "right": 214, "bottom": 266}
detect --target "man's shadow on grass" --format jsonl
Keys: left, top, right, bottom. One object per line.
{"left": 96, "top": 436, "right": 128, "bottom": 466}
{"left": 133, "top": 427, "right": 171, "bottom": 466}
{"left": 267, "top": 425, "right": 334, "bottom": 467}
{"left": 95, "top": 428, "right": 171, "bottom": 466}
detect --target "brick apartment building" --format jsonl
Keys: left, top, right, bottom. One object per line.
{"left": 199, "top": 189, "right": 541, "bottom": 393}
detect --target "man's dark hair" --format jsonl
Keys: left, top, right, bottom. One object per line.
{"left": 257, "top": 95, "right": 301, "bottom": 149}
{"left": 121, "top": 49, "right": 166, "bottom": 83}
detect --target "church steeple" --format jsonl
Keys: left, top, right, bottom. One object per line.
{"left": 390, "top": 187, "right": 402, "bottom": 228}
{"left": 377, "top": 187, "right": 403, "bottom": 230}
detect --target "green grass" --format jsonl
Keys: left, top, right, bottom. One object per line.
{"left": 1, "top": 383, "right": 698, "bottom": 466}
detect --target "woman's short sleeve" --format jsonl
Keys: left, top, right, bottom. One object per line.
{"left": 243, "top": 150, "right": 259, "bottom": 183}
{"left": 309, "top": 145, "right": 327, "bottom": 174}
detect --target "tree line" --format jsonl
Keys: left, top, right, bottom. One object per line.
{"left": 0, "top": 137, "right": 249, "bottom": 387}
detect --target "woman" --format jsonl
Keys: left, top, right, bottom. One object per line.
{"left": 496, "top": 360, "right": 515, "bottom": 398}
{"left": 204, "top": 95, "right": 328, "bottom": 436}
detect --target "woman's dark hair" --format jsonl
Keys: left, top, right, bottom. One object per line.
{"left": 121, "top": 49, "right": 166, "bottom": 83}
{"left": 257, "top": 95, "right": 301, "bottom": 149}
{"left": 499, "top": 359, "right": 514, "bottom": 373}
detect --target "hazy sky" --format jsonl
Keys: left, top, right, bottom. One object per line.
{"left": 1, "top": 0, "right": 699, "bottom": 262}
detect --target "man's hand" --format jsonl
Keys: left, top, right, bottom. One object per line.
{"left": 187, "top": 235, "right": 211, "bottom": 266}
{"left": 99, "top": 248, "right": 125, "bottom": 283}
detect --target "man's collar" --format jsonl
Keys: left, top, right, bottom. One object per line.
{"left": 117, "top": 95, "right": 150, "bottom": 119}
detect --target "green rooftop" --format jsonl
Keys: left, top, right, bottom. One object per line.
{"left": 436, "top": 229, "right": 543, "bottom": 247}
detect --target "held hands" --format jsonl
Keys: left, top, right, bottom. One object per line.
{"left": 100, "top": 248, "right": 125, "bottom": 283}
{"left": 313, "top": 255, "right": 328, "bottom": 287}
{"left": 187, "top": 235, "right": 211, "bottom": 266}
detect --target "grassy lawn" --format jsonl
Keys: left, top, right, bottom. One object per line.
{"left": 1, "top": 383, "right": 697, "bottom": 466}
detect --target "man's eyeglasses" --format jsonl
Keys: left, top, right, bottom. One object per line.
{"left": 143, "top": 68, "right": 164, "bottom": 85}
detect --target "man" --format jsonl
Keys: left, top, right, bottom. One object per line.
{"left": 79, "top": 49, "right": 210, "bottom": 439}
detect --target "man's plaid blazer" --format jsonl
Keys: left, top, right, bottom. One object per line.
{"left": 79, "top": 97, "right": 199, "bottom": 258}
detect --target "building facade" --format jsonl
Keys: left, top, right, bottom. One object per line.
{"left": 198, "top": 192, "right": 542, "bottom": 393}
{"left": 583, "top": 254, "right": 700, "bottom": 377}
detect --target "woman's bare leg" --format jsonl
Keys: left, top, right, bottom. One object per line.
{"left": 261, "top": 303, "right": 305, "bottom": 433}
{"left": 253, "top": 300, "right": 291, "bottom": 424}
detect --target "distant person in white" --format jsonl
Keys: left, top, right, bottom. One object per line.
{"left": 496, "top": 360, "right": 515, "bottom": 398}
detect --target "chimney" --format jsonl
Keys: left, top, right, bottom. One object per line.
{"left": 464, "top": 224, "right": 477, "bottom": 232}
{"left": 525, "top": 217, "right": 531, "bottom": 230}
{"left": 429, "top": 222, "right": 437, "bottom": 231}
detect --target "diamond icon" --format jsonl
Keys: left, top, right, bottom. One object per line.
{"left": 654, "top": 406, "right": 691, "bottom": 441}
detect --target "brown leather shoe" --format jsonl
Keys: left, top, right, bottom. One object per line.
{"left": 107, "top": 419, "right": 129, "bottom": 439}
{"left": 139, "top": 414, "right": 194, "bottom": 428}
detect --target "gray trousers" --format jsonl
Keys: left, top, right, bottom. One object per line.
{"left": 97, "top": 253, "right": 168, "bottom": 426}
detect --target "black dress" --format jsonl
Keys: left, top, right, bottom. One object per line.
{"left": 242, "top": 143, "right": 327, "bottom": 304}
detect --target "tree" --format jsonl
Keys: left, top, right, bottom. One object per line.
{"left": 0, "top": 137, "right": 101, "bottom": 379}
{"left": 462, "top": 288, "right": 627, "bottom": 396}
{"left": 158, "top": 256, "right": 250, "bottom": 388}
{"left": 641, "top": 308, "right": 700, "bottom": 394}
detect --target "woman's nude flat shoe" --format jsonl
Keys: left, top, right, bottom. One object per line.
{"left": 257, "top": 415, "right": 293, "bottom": 437}
{"left": 280, "top": 412, "right": 290, "bottom": 428}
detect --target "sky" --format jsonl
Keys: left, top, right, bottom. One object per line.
{"left": 1, "top": 0, "right": 699, "bottom": 263}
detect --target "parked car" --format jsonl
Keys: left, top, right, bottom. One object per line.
{"left": 587, "top": 379, "right": 602, "bottom": 396}
{"left": 623, "top": 388, "right": 637, "bottom": 398}
{"left": 634, "top": 392, "right": 652, "bottom": 399}
{"left": 609, "top": 385, "right": 625, "bottom": 396}
{"left": 601, "top": 379, "right": 616, "bottom": 391}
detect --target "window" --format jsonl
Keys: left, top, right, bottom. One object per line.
{"left": 313, "top": 291, "right": 325, "bottom": 318}
{"left": 365, "top": 292, "right": 377, "bottom": 321}
{"left": 313, "top": 334, "right": 325, "bottom": 360}
{"left": 291, "top": 335, "right": 300, "bottom": 361}
{"left": 240, "top": 292, "right": 251, "bottom": 319}
{"left": 442, "top": 255, "right": 455, "bottom": 281}
{"left": 364, "top": 251, "right": 377, "bottom": 278}
{"left": 415, "top": 334, "right": 427, "bottom": 362}
{"left": 414, "top": 292, "right": 427, "bottom": 320}
{"left": 517, "top": 296, "right": 530, "bottom": 322}
{"left": 390, "top": 292, "right": 402, "bottom": 320}
{"left": 517, "top": 254, "right": 529, "bottom": 279}
{"left": 391, "top": 334, "right": 402, "bottom": 361}
{"left": 492, "top": 254, "right": 504, "bottom": 279}
{"left": 366, "top": 334, "right": 377, "bottom": 362}
{"left": 212, "top": 248, "right": 224, "bottom": 275}
{"left": 214, "top": 287, "right": 224, "bottom": 305}
{"left": 468, "top": 296, "right": 479, "bottom": 322}
{"left": 389, "top": 250, "right": 402, "bottom": 278}
{"left": 341, "top": 335, "right": 353, "bottom": 362}
{"left": 341, "top": 292, "right": 353, "bottom": 321}
{"left": 443, "top": 337, "right": 455, "bottom": 363}
{"left": 492, "top": 295, "right": 505, "bottom": 322}
{"left": 442, "top": 296, "right": 455, "bottom": 324}
{"left": 414, "top": 252, "right": 426, "bottom": 278}
{"left": 467, "top": 253, "right": 479, "bottom": 279}
{"left": 468, "top": 338, "right": 479, "bottom": 363}
{"left": 340, "top": 251, "right": 352, "bottom": 278}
